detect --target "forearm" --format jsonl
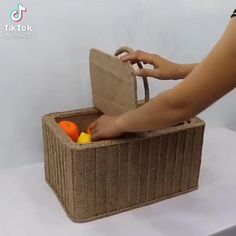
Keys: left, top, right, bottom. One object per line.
{"left": 116, "top": 91, "right": 190, "bottom": 132}
{"left": 116, "top": 19, "right": 236, "bottom": 133}
{"left": 114, "top": 63, "right": 199, "bottom": 131}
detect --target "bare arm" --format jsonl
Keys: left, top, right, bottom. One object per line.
{"left": 89, "top": 18, "right": 236, "bottom": 140}
{"left": 115, "top": 18, "right": 236, "bottom": 132}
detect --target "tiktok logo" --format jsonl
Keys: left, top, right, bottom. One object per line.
{"left": 10, "top": 3, "right": 27, "bottom": 22}
{"left": 4, "top": 3, "right": 36, "bottom": 40}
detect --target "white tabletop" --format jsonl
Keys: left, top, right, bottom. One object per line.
{"left": 0, "top": 127, "right": 236, "bottom": 236}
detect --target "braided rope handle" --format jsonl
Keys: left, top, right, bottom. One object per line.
{"left": 114, "top": 46, "right": 150, "bottom": 103}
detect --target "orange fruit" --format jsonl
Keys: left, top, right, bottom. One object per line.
{"left": 59, "top": 121, "right": 80, "bottom": 142}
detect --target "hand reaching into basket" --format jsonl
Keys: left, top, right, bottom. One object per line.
{"left": 120, "top": 50, "right": 197, "bottom": 80}
{"left": 88, "top": 115, "right": 123, "bottom": 141}
{"left": 88, "top": 12, "right": 236, "bottom": 141}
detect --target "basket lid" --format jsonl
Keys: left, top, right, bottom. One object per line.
{"left": 89, "top": 48, "right": 138, "bottom": 115}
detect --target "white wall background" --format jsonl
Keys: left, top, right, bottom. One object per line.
{"left": 0, "top": 0, "right": 235, "bottom": 170}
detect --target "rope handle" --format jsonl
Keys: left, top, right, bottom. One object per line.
{"left": 114, "top": 46, "right": 150, "bottom": 103}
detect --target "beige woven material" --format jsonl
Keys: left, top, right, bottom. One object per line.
{"left": 90, "top": 48, "right": 149, "bottom": 115}
{"left": 42, "top": 47, "right": 205, "bottom": 223}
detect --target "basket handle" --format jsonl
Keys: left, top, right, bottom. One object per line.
{"left": 114, "top": 46, "right": 150, "bottom": 103}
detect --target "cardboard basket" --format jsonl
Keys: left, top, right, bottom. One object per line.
{"left": 42, "top": 47, "right": 205, "bottom": 223}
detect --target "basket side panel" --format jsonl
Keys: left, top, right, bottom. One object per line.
{"left": 42, "top": 120, "right": 75, "bottom": 218}
{"left": 188, "top": 125, "right": 205, "bottom": 188}
{"left": 43, "top": 123, "right": 57, "bottom": 191}
{"left": 42, "top": 120, "right": 50, "bottom": 183}
{"left": 138, "top": 140, "right": 150, "bottom": 203}
{"left": 84, "top": 149, "right": 97, "bottom": 217}
{"left": 65, "top": 146, "right": 75, "bottom": 218}
{"left": 73, "top": 145, "right": 125, "bottom": 220}
{"left": 95, "top": 148, "right": 108, "bottom": 215}
{"left": 146, "top": 137, "right": 161, "bottom": 202}
{"left": 127, "top": 141, "right": 140, "bottom": 205}
{"left": 180, "top": 127, "right": 198, "bottom": 191}
{"left": 107, "top": 146, "right": 119, "bottom": 212}
{"left": 156, "top": 134, "right": 169, "bottom": 198}
{"left": 73, "top": 150, "right": 86, "bottom": 220}
{"left": 74, "top": 147, "right": 116, "bottom": 220}
{"left": 118, "top": 143, "right": 129, "bottom": 209}
{"left": 71, "top": 124, "right": 205, "bottom": 222}
{"left": 171, "top": 130, "right": 187, "bottom": 193}
{"left": 164, "top": 133, "right": 178, "bottom": 196}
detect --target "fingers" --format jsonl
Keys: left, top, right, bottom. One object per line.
{"left": 119, "top": 50, "right": 164, "bottom": 79}
{"left": 91, "top": 127, "right": 106, "bottom": 141}
{"left": 87, "top": 121, "right": 102, "bottom": 141}
{"left": 120, "top": 50, "right": 155, "bottom": 65}
{"left": 88, "top": 125, "right": 99, "bottom": 141}
{"left": 135, "top": 68, "right": 160, "bottom": 78}
{"left": 87, "top": 121, "right": 97, "bottom": 132}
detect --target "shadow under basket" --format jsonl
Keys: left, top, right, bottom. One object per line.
{"left": 42, "top": 106, "right": 205, "bottom": 223}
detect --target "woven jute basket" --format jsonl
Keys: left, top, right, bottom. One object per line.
{"left": 42, "top": 47, "right": 205, "bottom": 223}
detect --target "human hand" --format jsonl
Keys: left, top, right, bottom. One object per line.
{"left": 120, "top": 50, "right": 194, "bottom": 80}
{"left": 88, "top": 115, "right": 123, "bottom": 141}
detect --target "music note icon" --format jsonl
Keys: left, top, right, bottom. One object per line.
{"left": 10, "top": 3, "right": 27, "bottom": 22}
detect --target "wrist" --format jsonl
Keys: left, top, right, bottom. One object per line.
{"left": 114, "top": 114, "right": 128, "bottom": 133}
{"left": 178, "top": 63, "right": 198, "bottom": 78}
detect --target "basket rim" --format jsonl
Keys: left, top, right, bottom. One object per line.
{"left": 42, "top": 106, "right": 205, "bottom": 151}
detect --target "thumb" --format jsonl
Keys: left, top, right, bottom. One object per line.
{"left": 87, "top": 121, "right": 97, "bottom": 132}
